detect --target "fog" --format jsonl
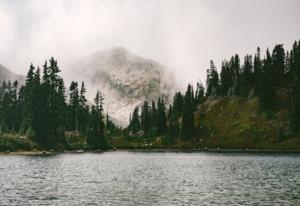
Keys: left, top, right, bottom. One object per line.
{"left": 0, "top": 0, "right": 300, "bottom": 86}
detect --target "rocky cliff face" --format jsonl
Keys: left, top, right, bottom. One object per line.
{"left": 67, "top": 47, "right": 177, "bottom": 126}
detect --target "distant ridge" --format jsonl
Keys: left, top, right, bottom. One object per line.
{"left": 0, "top": 64, "right": 25, "bottom": 85}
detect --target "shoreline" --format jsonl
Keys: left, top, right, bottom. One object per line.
{"left": 119, "top": 148, "right": 300, "bottom": 154}
{"left": 0, "top": 149, "right": 106, "bottom": 156}
{"left": 1, "top": 148, "right": 300, "bottom": 156}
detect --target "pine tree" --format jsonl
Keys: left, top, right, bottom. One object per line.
{"left": 171, "top": 93, "right": 181, "bottom": 119}
{"left": 233, "top": 55, "right": 241, "bottom": 95}
{"left": 87, "top": 91, "right": 106, "bottom": 148}
{"left": 258, "top": 49, "right": 276, "bottom": 111}
{"left": 272, "top": 44, "right": 286, "bottom": 88}
{"left": 0, "top": 81, "right": 11, "bottom": 132}
{"left": 79, "top": 81, "right": 88, "bottom": 132}
{"left": 32, "top": 67, "right": 45, "bottom": 143}
{"left": 45, "top": 57, "right": 66, "bottom": 145}
{"left": 128, "top": 107, "right": 140, "bottom": 133}
{"left": 220, "top": 60, "right": 232, "bottom": 96}
{"left": 22, "top": 58, "right": 67, "bottom": 146}
{"left": 156, "top": 98, "right": 167, "bottom": 135}
{"left": 253, "top": 47, "right": 262, "bottom": 95}
{"left": 240, "top": 55, "right": 254, "bottom": 97}
{"left": 69, "top": 81, "right": 79, "bottom": 131}
{"left": 56, "top": 78, "right": 66, "bottom": 136}
{"left": 289, "top": 41, "right": 300, "bottom": 130}
{"left": 206, "top": 60, "right": 219, "bottom": 96}
{"left": 167, "top": 103, "right": 180, "bottom": 141}
{"left": 149, "top": 100, "right": 157, "bottom": 133}
{"left": 195, "top": 81, "right": 205, "bottom": 105}
{"left": 94, "top": 90, "right": 105, "bottom": 141}
{"left": 141, "top": 101, "right": 150, "bottom": 136}
{"left": 181, "top": 84, "right": 194, "bottom": 140}
{"left": 12, "top": 81, "right": 23, "bottom": 132}
{"left": 22, "top": 63, "right": 36, "bottom": 133}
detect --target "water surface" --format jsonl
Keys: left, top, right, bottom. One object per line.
{"left": 0, "top": 152, "right": 299, "bottom": 205}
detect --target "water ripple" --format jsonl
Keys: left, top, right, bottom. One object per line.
{"left": 0, "top": 152, "right": 299, "bottom": 205}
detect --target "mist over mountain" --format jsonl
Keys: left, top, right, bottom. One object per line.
{"left": 0, "top": 64, "right": 25, "bottom": 85}
{"left": 66, "top": 47, "right": 177, "bottom": 126}
{"left": 0, "top": 47, "right": 177, "bottom": 126}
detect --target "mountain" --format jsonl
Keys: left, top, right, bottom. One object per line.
{"left": 0, "top": 64, "right": 25, "bottom": 85}
{"left": 67, "top": 47, "right": 177, "bottom": 126}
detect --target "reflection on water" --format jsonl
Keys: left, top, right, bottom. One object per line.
{"left": 0, "top": 152, "right": 299, "bottom": 205}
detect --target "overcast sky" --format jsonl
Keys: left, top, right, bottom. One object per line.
{"left": 0, "top": 0, "right": 300, "bottom": 86}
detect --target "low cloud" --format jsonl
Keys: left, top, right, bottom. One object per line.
{"left": 0, "top": 0, "right": 300, "bottom": 87}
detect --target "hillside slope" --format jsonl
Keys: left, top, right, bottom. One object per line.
{"left": 192, "top": 97, "right": 300, "bottom": 150}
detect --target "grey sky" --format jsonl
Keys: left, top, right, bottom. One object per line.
{"left": 0, "top": 0, "right": 299, "bottom": 86}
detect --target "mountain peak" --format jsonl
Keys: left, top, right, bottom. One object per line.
{"left": 87, "top": 46, "right": 143, "bottom": 66}
{"left": 68, "top": 47, "right": 176, "bottom": 126}
{"left": 105, "top": 46, "right": 129, "bottom": 54}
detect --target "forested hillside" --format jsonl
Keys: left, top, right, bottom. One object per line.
{"left": 1, "top": 40, "right": 300, "bottom": 151}
{"left": 121, "top": 40, "right": 300, "bottom": 150}
{"left": 0, "top": 58, "right": 114, "bottom": 150}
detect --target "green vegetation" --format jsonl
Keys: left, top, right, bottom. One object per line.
{"left": 123, "top": 39, "right": 300, "bottom": 150}
{"left": 0, "top": 133, "right": 35, "bottom": 151}
{"left": 115, "top": 97, "right": 300, "bottom": 150}
{"left": 1, "top": 39, "right": 300, "bottom": 152}
{"left": 0, "top": 58, "right": 113, "bottom": 152}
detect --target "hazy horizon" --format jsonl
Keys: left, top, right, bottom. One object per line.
{"left": 1, "top": 0, "right": 300, "bottom": 86}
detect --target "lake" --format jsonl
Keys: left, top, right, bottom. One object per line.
{"left": 0, "top": 151, "right": 299, "bottom": 205}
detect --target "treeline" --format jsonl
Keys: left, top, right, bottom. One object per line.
{"left": 126, "top": 82, "right": 205, "bottom": 143}
{"left": 127, "top": 40, "right": 300, "bottom": 142}
{"left": 1, "top": 40, "right": 299, "bottom": 149}
{"left": 206, "top": 40, "right": 300, "bottom": 129}
{"left": 0, "top": 58, "right": 114, "bottom": 149}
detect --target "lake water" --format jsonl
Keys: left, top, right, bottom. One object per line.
{"left": 0, "top": 151, "right": 299, "bottom": 205}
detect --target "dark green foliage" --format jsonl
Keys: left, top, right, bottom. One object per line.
{"left": 272, "top": 44, "right": 286, "bottom": 88}
{"left": 206, "top": 60, "right": 219, "bottom": 96}
{"left": 167, "top": 93, "right": 183, "bottom": 138}
{"left": 172, "top": 92, "right": 183, "bottom": 118}
{"left": 87, "top": 91, "right": 108, "bottom": 149}
{"left": 2, "top": 39, "right": 300, "bottom": 151}
{"left": 0, "top": 81, "right": 21, "bottom": 133}
{"left": 67, "top": 81, "right": 89, "bottom": 133}
{"left": 150, "top": 100, "right": 157, "bottom": 130}
{"left": 219, "top": 55, "right": 241, "bottom": 96}
{"left": 289, "top": 41, "right": 300, "bottom": 131}
{"left": 253, "top": 47, "right": 262, "bottom": 95}
{"left": 181, "top": 84, "right": 194, "bottom": 140}
{"left": 231, "top": 55, "right": 241, "bottom": 95}
{"left": 257, "top": 49, "right": 277, "bottom": 111}
{"left": 35, "top": 58, "right": 66, "bottom": 146}
{"left": 239, "top": 55, "right": 253, "bottom": 97}
{"left": 219, "top": 61, "right": 233, "bottom": 95}
{"left": 0, "top": 58, "right": 117, "bottom": 150}
{"left": 141, "top": 101, "right": 150, "bottom": 136}
{"left": 79, "top": 82, "right": 89, "bottom": 133}
{"left": 68, "top": 81, "right": 79, "bottom": 131}
{"left": 128, "top": 107, "right": 140, "bottom": 133}
{"left": 125, "top": 38, "right": 300, "bottom": 145}
{"left": 156, "top": 98, "right": 167, "bottom": 135}
{"left": 195, "top": 81, "right": 205, "bottom": 105}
